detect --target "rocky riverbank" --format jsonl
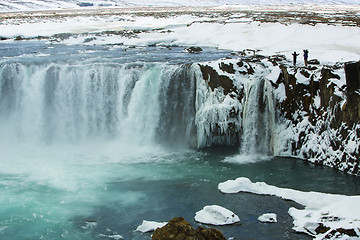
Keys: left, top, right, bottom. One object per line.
{"left": 197, "top": 52, "right": 359, "bottom": 175}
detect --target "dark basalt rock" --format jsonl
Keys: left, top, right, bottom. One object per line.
{"left": 199, "top": 64, "right": 235, "bottom": 95}
{"left": 152, "top": 217, "right": 226, "bottom": 240}
{"left": 185, "top": 47, "right": 203, "bottom": 53}
{"left": 219, "top": 62, "right": 235, "bottom": 74}
{"left": 15, "top": 36, "right": 24, "bottom": 41}
{"left": 308, "top": 59, "right": 320, "bottom": 65}
{"left": 344, "top": 61, "right": 360, "bottom": 127}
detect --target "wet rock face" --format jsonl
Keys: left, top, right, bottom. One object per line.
{"left": 152, "top": 217, "right": 226, "bottom": 240}
{"left": 345, "top": 61, "right": 360, "bottom": 127}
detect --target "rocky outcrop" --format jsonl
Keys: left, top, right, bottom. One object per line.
{"left": 275, "top": 61, "right": 359, "bottom": 174}
{"left": 152, "top": 217, "right": 226, "bottom": 240}
{"left": 344, "top": 61, "right": 360, "bottom": 126}
{"left": 196, "top": 53, "right": 360, "bottom": 175}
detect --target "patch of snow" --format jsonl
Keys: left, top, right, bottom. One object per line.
{"left": 267, "top": 67, "right": 281, "bottom": 85}
{"left": 194, "top": 205, "right": 240, "bottom": 225}
{"left": 135, "top": 220, "right": 167, "bottom": 233}
{"left": 313, "top": 95, "right": 321, "bottom": 109}
{"left": 295, "top": 70, "right": 310, "bottom": 85}
{"left": 258, "top": 213, "right": 277, "bottom": 223}
{"left": 273, "top": 82, "right": 286, "bottom": 103}
{"left": 219, "top": 177, "right": 360, "bottom": 239}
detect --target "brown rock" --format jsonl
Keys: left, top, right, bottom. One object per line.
{"left": 152, "top": 217, "right": 226, "bottom": 240}
{"left": 152, "top": 217, "right": 196, "bottom": 240}
{"left": 195, "top": 226, "right": 227, "bottom": 240}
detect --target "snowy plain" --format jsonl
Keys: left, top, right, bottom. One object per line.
{"left": 1, "top": 3, "right": 360, "bottom": 65}
{"left": 1, "top": 0, "right": 360, "bottom": 12}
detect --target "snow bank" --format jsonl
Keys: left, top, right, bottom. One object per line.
{"left": 194, "top": 205, "right": 240, "bottom": 225}
{"left": 136, "top": 220, "right": 167, "bottom": 233}
{"left": 258, "top": 213, "right": 277, "bottom": 223}
{"left": 219, "top": 177, "right": 360, "bottom": 239}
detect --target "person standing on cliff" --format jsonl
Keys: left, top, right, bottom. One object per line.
{"left": 303, "top": 49, "right": 309, "bottom": 67}
{"left": 292, "top": 51, "right": 299, "bottom": 66}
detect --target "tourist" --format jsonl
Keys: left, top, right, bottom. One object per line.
{"left": 292, "top": 51, "right": 299, "bottom": 66}
{"left": 303, "top": 49, "right": 309, "bottom": 66}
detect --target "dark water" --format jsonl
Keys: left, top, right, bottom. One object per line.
{"left": 71, "top": 149, "right": 360, "bottom": 240}
{"left": 0, "top": 41, "right": 234, "bottom": 64}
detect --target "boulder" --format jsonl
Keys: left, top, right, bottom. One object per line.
{"left": 308, "top": 59, "right": 320, "bottom": 65}
{"left": 195, "top": 227, "right": 226, "bottom": 240}
{"left": 185, "top": 47, "right": 203, "bottom": 53}
{"left": 152, "top": 217, "right": 226, "bottom": 240}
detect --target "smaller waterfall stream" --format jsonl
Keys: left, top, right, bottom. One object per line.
{"left": 241, "top": 78, "right": 275, "bottom": 155}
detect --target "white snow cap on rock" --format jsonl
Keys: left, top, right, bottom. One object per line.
{"left": 135, "top": 220, "right": 167, "bottom": 233}
{"left": 194, "top": 205, "right": 240, "bottom": 225}
{"left": 258, "top": 213, "right": 277, "bottom": 223}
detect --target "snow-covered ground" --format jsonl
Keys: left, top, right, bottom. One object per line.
{"left": 0, "top": 5, "right": 359, "bottom": 65}
{"left": 0, "top": 0, "right": 359, "bottom": 12}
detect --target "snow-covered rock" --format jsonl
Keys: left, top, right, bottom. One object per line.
{"left": 136, "top": 220, "right": 167, "bottom": 233}
{"left": 196, "top": 55, "right": 360, "bottom": 175}
{"left": 219, "top": 177, "right": 360, "bottom": 240}
{"left": 258, "top": 213, "right": 277, "bottom": 223}
{"left": 194, "top": 205, "right": 240, "bottom": 225}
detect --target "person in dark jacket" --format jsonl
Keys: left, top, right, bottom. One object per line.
{"left": 292, "top": 51, "right": 299, "bottom": 66}
{"left": 303, "top": 49, "right": 309, "bottom": 66}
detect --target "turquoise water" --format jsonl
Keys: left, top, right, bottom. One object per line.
{"left": 0, "top": 144, "right": 359, "bottom": 240}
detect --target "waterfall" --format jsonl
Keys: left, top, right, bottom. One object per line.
{"left": 0, "top": 59, "right": 275, "bottom": 152}
{"left": 0, "top": 61, "right": 197, "bottom": 147}
{"left": 241, "top": 78, "right": 275, "bottom": 154}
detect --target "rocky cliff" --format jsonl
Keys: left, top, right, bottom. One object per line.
{"left": 196, "top": 52, "right": 359, "bottom": 175}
